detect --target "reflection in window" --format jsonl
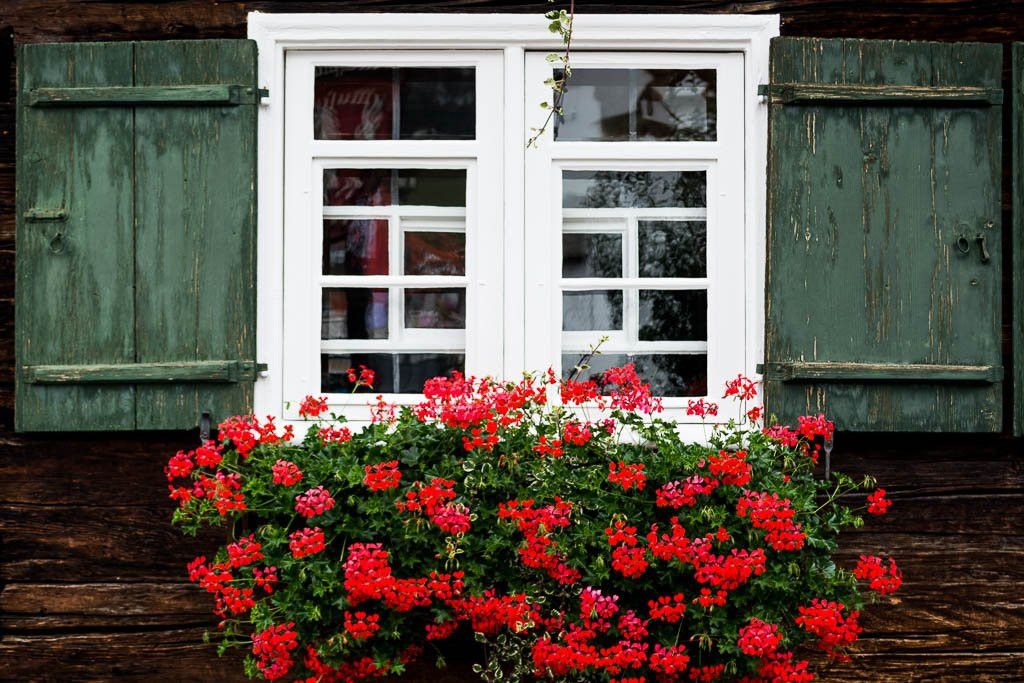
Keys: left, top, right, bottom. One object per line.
{"left": 554, "top": 68, "right": 716, "bottom": 141}
{"left": 561, "top": 352, "right": 707, "bottom": 397}
{"left": 562, "top": 170, "right": 706, "bottom": 209}
{"left": 638, "top": 221, "right": 706, "bottom": 278}
{"left": 315, "top": 67, "right": 475, "bottom": 140}
{"left": 323, "top": 168, "right": 466, "bottom": 207}
{"left": 562, "top": 233, "right": 623, "bottom": 278}
{"left": 322, "top": 353, "right": 465, "bottom": 393}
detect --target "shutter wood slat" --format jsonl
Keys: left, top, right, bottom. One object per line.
{"left": 764, "top": 38, "right": 1003, "bottom": 432}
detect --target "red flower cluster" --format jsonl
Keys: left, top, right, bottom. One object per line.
{"left": 431, "top": 502, "right": 472, "bottom": 535}
{"left": 253, "top": 565, "right": 278, "bottom": 593}
{"left": 218, "top": 414, "right": 292, "bottom": 457}
{"left": 251, "top": 622, "right": 300, "bottom": 680}
{"left": 686, "top": 397, "right": 719, "bottom": 418}
{"left": 708, "top": 449, "right": 751, "bottom": 487}
{"left": 344, "top": 611, "right": 381, "bottom": 641}
{"left": 756, "top": 652, "right": 814, "bottom": 682}
{"left": 854, "top": 555, "right": 902, "bottom": 595}
{"left": 646, "top": 518, "right": 694, "bottom": 566}
{"left": 298, "top": 395, "right": 328, "bottom": 419}
{"left": 271, "top": 459, "right": 303, "bottom": 486}
{"left": 396, "top": 478, "right": 456, "bottom": 516}
{"left": 736, "top": 490, "right": 806, "bottom": 551}
{"left": 724, "top": 373, "right": 758, "bottom": 401}
{"left": 294, "top": 485, "right": 336, "bottom": 518}
{"left": 608, "top": 462, "right": 647, "bottom": 491}
{"left": 737, "top": 617, "right": 781, "bottom": 657}
{"left": 648, "top": 594, "right": 687, "bottom": 623}
{"left": 656, "top": 476, "right": 717, "bottom": 508}
{"left": 347, "top": 365, "right": 375, "bottom": 388}
{"left": 602, "top": 363, "right": 664, "bottom": 415}
{"left": 867, "top": 488, "right": 892, "bottom": 516}
{"left": 227, "top": 534, "right": 264, "bottom": 568}
{"left": 795, "top": 599, "right": 862, "bottom": 660}
{"left": 563, "top": 419, "right": 593, "bottom": 446}
{"left": 363, "top": 460, "right": 402, "bottom": 491}
{"left": 288, "top": 527, "right": 326, "bottom": 558}
{"left": 317, "top": 425, "right": 352, "bottom": 443}
{"left": 650, "top": 643, "right": 690, "bottom": 675}
{"left": 187, "top": 556, "right": 256, "bottom": 617}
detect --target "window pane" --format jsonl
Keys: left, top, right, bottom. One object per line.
{"left": 324, "top": 169, "right": 466, "bottom": 207}
{"left": 323, "top": 219, "right": 389, "bottom": 276}
{"left": 638, "top": 221, "right": 706, "bottom": 278}
{"left": 639, "top": 290, "right": 707, "bottom": 341}
{"left": 554, "top": 68, "right": 716, "bottom": 142}
{"left": 562, "top": 170, "right": 706, "bottom": 209}
{"left": 562, "top": 290, "right": 623, "bottom": 331}
{"left": 404, "top": 231, "right": 466, "bottom": 276}
{"left": 404, "top": 288, "right": 466, "bottom": 329}
{"left": 322, "top": 288, "right": 389, "bottom": 340}
{"left": 561, "top": 352, "right": 707, "bottom": 397}
{"left": 562, "top": 233, "right": 623, "bottom": 278}
{"left": 314, "top": 67, "right": 475, "bottom": 140}
{"left": 321, "top": 353, "right": 464, "bottom": 393}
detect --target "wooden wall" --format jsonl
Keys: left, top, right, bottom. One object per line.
{"left": 2, "top": 1, "right": 1023, "bottom": 681}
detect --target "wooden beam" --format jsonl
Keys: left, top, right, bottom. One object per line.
{"left": 763, "top": 362, "right": 1002, "bottom": 383}
{"left": 25, "top": 361, "right": 265, "bottom": 384}
{"left": 27, "top": 84, "right": 258, "bottom": 107}
{"left": 758, "top": 82, "right": 1002, "bottom": 105}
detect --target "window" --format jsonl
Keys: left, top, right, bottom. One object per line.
{"left": 251, "top": 13, "right": 777, "bottom": 433}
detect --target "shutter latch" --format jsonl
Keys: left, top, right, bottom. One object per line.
{"left": 199, "top": 411, "right": 212, "bottom": 443}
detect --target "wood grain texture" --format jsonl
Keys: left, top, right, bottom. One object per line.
{"left": 763, "top": 37, "right": 1003, "bottom": 431}
{"left": 15, "top": 42, "right": 137, "bottom": 431}
{"left": 1, "top": 1, "right": 1023, "bottom": 681}
{"left": 132, "top": 39, "right": 258, "bottom": 430}
{"left": 1014, "top": 43, "right": 1024, "bottom": 435}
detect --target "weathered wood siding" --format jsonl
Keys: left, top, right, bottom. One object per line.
{"left": 1, "top": 2, "right": 1023, "bottom": 681}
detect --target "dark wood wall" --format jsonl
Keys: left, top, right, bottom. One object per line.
{"left": 2, "top": 2, "right": 1023, "bottom": 681}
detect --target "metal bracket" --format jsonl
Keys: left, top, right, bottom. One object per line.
{"left": 199, "top": 411, "right": 212, "bottom": 443}
{"left": 823, "top": 434, "right": 834, "bottom": 481}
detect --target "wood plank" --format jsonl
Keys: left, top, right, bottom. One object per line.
{"left": 15, "top": 42, "right": 136, "bottom": 431}
{"left": 27, "top": 84, "right": 254, "bottom": 107}
{"left": 760, "top": 82, "right": 1003, "bottom": 105}
{"left": 1014, "top": 43, "right": 1024, "bottom": 435}
{"left": 0, "top": 504, "right": 228, "bottom": 582}
{"left": 26, "top": 360, "right": 263, "bottom": 384}
{"left": 0, "top": 628, "right": 246, "bottom": 681}
{"left": 1, "top": 582, "right": 216, "bottom": 631}
{"left": 132, "top": 40, "right": 258, "bottom": 430}
{"left": 765, "top": 361, "right": 1001, "bottom": 383}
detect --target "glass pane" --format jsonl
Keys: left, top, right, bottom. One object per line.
{"left": 397, "top": 353, "right": 466, "bottom": 393}
{"left": 323, "top": 219, "right": 389, "bottom": 276}
{"left": 562, "top": 170, "right": 706, "bottom": 209}
{"left": 562, "top": 233, "right": 623, "bottom": 278}
{"left": 322, "top": 353, "right": 464, "bottom": 393}
{"left": 561, "top": 352, "right": 707, "bottom": 397}
{"left": 324, "top": 169, "right": 466, "bottom": 207}
{"left": 638, "top": 221, "right": 706, "bottom": 278}
{"left": 322, "top": 288, "right": 389, "bottom": 340}
{"left": 562, "top": 290, "right": 623, "bottom": 331}
{"left": 323, "top": 353, "right": 394, "bottom": 393}
{"left": 639, "top": 290, "right": 707, "bottom": 341}
{"left": 314, "top": 67, "right": 475, "bottom": 140}
{"left": 554, "top": 68, "right": 716, "bottom": 142}
{"left": 404, "top": 231, "right": 466, "bottom": 276}
{"left": 405, "top": 288, "right": 466, "bottom": 329}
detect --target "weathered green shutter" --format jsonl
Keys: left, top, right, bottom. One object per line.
{"left": 763, "top": 38, "right": 1003, "bottom": 432}
{"left": 15, "top": 40, "right": 260, "bottom": 431}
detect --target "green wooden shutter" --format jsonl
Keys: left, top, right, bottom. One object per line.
{"left": 763, "top": 38, "right": 1003, "bottom": 432}
{"left": 15, "top": 40, "right": 260, "bottom": 431}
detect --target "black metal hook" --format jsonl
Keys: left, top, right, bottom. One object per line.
{"left": 199, "top": 411, "right": 212, "bottom": 443}
{"left": 956, "top": 234, "right": 970, "bottom": 254}
{"left": 975, "top": 233, "right": 990, "bottom": 264}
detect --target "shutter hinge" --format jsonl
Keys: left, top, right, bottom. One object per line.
{"left": 199, "top": 411, "right": 212, "bottom": 443}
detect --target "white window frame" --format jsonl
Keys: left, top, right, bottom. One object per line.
{"left": 249, "top": 12, "right": 780, "bottom": 434}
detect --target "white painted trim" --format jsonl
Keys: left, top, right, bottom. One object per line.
{"left": 249, "top": 12, "right": 779, "bottom": 426}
